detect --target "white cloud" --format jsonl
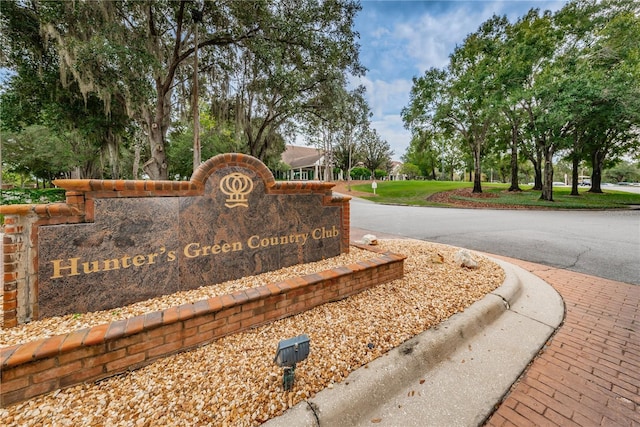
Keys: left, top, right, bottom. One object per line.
{"left": 395, "top": 10, "right": 471, "bottom": 70}
{"left": 370, "top": 26, "right": 392, "bottom": 39}
{"left": 371, "top": 115, "right": 412, "bottom": 161}
{"left": 349, "top": 75, "right": 413, "bottom": 160}
{"left": 395, "top": 2, "right": 525, "bottom": 72}
{"left": 354, "top": 76, "right": 413, "bottom": 117}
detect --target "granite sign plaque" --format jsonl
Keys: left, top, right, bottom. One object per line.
{"left": 37, "top": 155, "right": 348, "bottom": 317}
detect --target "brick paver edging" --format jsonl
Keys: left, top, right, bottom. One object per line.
{"left": 0, "top": 245, "right": 405, "bottom": 407}
{"left": 485, "top": 258, "right": 640, "bottom": 427}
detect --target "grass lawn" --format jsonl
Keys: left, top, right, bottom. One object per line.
{"left": 352, "top": 181, "right": 469, "bottom": 205}
{"left": 351, "top": 181, "right": 640, "bottom": 209}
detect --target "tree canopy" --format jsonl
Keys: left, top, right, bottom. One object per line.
{"left": 402, "top": 0, "right": 640, "bottom": 200}
{"left": 1, "top": 0, "right": 366, "bottom": 180}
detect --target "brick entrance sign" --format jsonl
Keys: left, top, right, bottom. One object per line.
{"left": 1, "top": 154, "right": 350, "bottom": 325}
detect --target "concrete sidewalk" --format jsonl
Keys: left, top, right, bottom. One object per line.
{"left": 265, "top": 230, "right": 639, "bottom": 426}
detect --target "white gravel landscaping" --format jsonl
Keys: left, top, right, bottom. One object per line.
{"left": 1, "top": 240, "right": 504, "bottom": 426}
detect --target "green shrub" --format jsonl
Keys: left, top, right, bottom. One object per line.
{"left": 0, "top": 188, "right": 66, "bottom": 205}
{"left": 374, "top": 169, "right": 387, "bottom": 179}
{"left": 350, "top": 167, "right": 371, "bottom": 180}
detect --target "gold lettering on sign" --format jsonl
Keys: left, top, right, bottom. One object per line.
{"left": 48, "top": 226, "right": 342, "bottom": 279}
{"left": 247, "top": 232, "right": 310, "bottom": 249}
{"left": 50, "top": 250, "right": 170, "bottom": 279}
{"left": 311, "top": 225, "right": 340, "bottom": 240}
{"left": 220, "top": 172, "right": 254, "bottom": 208}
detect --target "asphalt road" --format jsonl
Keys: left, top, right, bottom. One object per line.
{"left": 350, "top": 198, "right": 640, "bottom": 285}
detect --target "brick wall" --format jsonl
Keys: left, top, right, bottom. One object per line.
{"left": 2, "top": 204, "right": 84, "bottom": 327}
{"left": 0, "top": 246, "right": 405, "bottom": 407}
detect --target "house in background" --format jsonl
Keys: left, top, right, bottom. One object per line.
{"left": 279, "top": 144, "right": 405, "bottom": 181}
{"left": 388, "top": 161, "right": 405, "bottom": 181}
{"left": 279, "top": 145, "right": 325, "bottom": 180}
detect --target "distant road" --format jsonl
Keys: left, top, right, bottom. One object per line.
{"left": 606, "top": 184, "right": 640, "bottom": 194}
{"left": 350, "top": 198, "right": 640, "bottom": 285}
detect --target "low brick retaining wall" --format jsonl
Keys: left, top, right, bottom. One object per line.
{"left": 0, "top": 245, "right": 405, "bottom": 407}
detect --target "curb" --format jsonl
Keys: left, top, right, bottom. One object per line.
{"left": 264, "top": 258, "right": 564, "bottom": 426}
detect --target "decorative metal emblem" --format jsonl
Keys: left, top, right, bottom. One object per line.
{"left": 219, "top": 172, "right": 254, "bottom": 208}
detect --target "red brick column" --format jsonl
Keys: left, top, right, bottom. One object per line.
{"left": 2, "top": 213, "right": 36, "bottom": 328}
{"left": 3, "top": 219, "right": 19, "bottom": 328}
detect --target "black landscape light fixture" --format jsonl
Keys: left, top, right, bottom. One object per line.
{"left": 274, "top": 334, "right": 310, "bottom": 391}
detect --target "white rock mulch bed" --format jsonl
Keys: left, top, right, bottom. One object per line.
{"left": 1, "top": 240, "right": 504, "bottom": 426}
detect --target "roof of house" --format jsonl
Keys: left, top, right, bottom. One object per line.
{"left": 390, "top": 161, "right": 403, "bottom": 172}
{"left": 282, "top": 145, "right": 324, "bottom": 169}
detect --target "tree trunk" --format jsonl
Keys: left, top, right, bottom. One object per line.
{"left": 526, "top": 147, "right": 543, "bottom": 190}
{"left": 570, "top": 153, "right": 580, "bottom": 196}
{"left": 472, "top": 144, "right": 482, "bottom": 193}
{"left": 106, "top": 130, "right": 119, "bottom": 179}
{"left": 539, "top": 146, "right": 554, "bottom": 201}
{"left": 588, "top": 149, "right": 605, "bottom": 193}
{"left": 133, "top": 142, "right": 141, "bottom": 180}
{"left": 142, "top": 83, "right": 170, "bottom": 180}
{"left": 508, "top": 130, "right": 521, "bottom": 192}
{"left": 192, "top": 23, "right": 201, "bottom": 172}
{"left": 533, "top": 164, "right": 543, "bottom": 190}
{"left": 70, "top": 167, "right": 80, "bottom": 179}
{"left": 143, "top": 123, "right": 168, "bottom": 180}
{"left": 323, "top": 134, "right": 332, "bottom": 182}
{"left": 569, "top": 132, "right": 583, "bottom": 196}
{"left": 324, "top": 161, "right": 332, "bottom": 182}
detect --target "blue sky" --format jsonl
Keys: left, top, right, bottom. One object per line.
{"left": 351, "top": 0, "right": 568, "bottom": 160}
